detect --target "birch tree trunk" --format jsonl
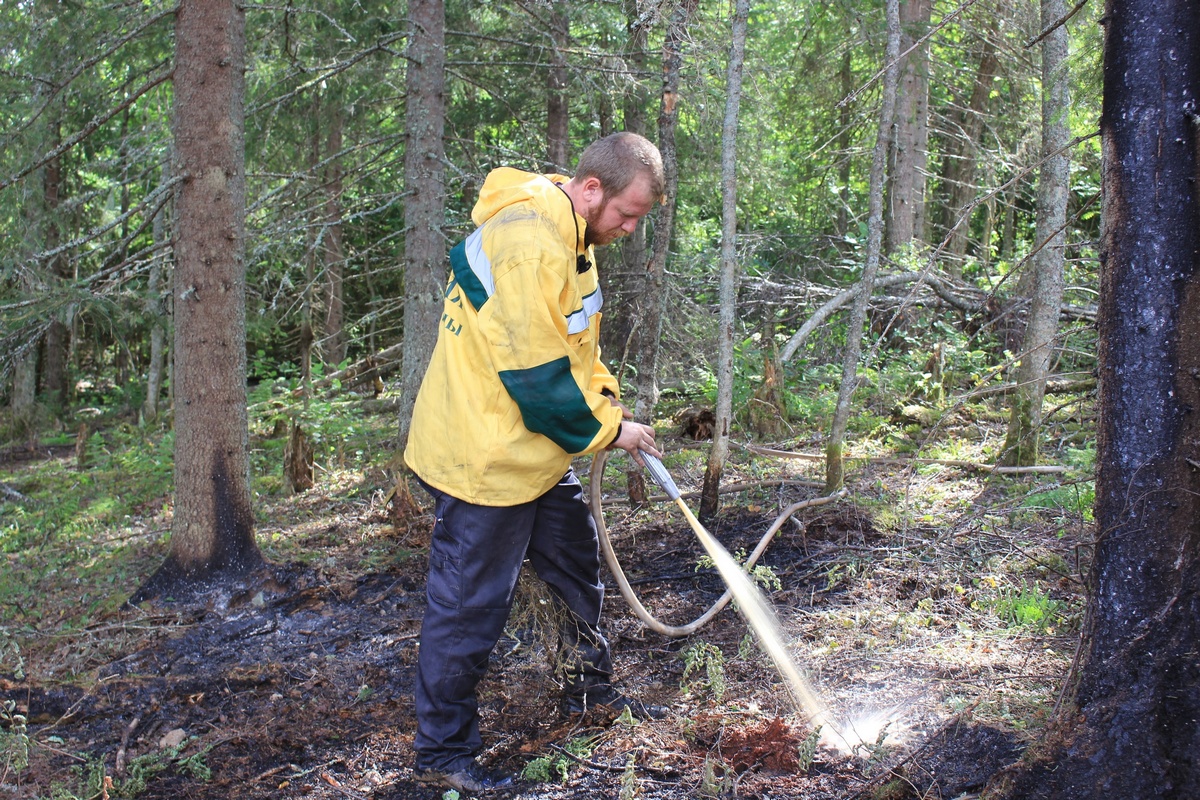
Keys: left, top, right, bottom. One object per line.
{"left": 999, "top": 0, "right": 1069, "bottom": 467}
{"left": 825, "top": 0, "right": 901, "bottom": 493}
{"left": 135, "top": 0, "right": 264, "bottom": 601}
{"left": 396, "top": 0, "right": 447, "bottom": 453}
{"left": 699, "top": 0, "right": 748, "bottom": 522}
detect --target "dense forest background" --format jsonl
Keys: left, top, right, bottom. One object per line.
{"left": 1, "top": 0, "right": 1103, "bottom": 440}
{"left": 4, "top": 0, "right": 1197, "bottom": 798}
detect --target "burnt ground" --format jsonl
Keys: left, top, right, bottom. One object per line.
{"left": 1, "top": 455, "right": 1076, "bottom": 800}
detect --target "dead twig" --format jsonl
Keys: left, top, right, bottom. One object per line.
{"left": 548, "top": 743, "right": 627, "bottom": 773}
{"left": 114, "top": 714, "right": 141, "bottom": 776}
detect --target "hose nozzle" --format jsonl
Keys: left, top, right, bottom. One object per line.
{"left": 639, "top": 451, "right": 681, "bottom": 501}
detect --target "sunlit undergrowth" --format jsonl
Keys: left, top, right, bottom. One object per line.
{"left": 0, "top": 384, "right": 400, "bottom": 677}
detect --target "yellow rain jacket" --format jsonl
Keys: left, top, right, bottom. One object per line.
{"left": 404, "top": 167, "right": 623, "bottom": 506}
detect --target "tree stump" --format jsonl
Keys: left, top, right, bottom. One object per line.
{"left": 283, "top": 421, "right": 314, "bottom": 493}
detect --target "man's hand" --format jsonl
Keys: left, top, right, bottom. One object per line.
{"left": 611, "top": 421, "right": 660, "bottom": 466}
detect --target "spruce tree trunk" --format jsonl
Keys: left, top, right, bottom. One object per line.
{"left": 999, "top": 0, "right": 1069, "bottom": 467}
{"left": 135, "top": 0, "right": 263, "bottom": 601}
{"left": 599, "top": 0, "right": 650, "bottom": 367}
{"left": 825, "top": 0, "right": 901, "bottom": 493}
{"left": 396, "top": 0, "right": 447, "bottom": 453}
{"left": 41, "top": 148, "right": 72, "bottom": 411}
{"left": 699, "top": 0, "right": 748, "bottom": 522}
{"left": 992, "top": 2, "right": 1200, "bottom": 796}
{"left": 321, "top": 102, "right": 347, "bottom": 368}
{"left": 546, "top": 0, "right": 569, "bottom": 172}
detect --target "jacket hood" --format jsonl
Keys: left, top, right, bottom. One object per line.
{"left": 472, "top": 168, "right": 584, "bottom": 253}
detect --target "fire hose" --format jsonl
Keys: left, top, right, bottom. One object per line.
{"left": 588, "top": 449, "right": 847, "bottom": 637}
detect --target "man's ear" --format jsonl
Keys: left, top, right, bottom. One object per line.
{"left": 580, "top": 176, "right": 605, "bottom": 209}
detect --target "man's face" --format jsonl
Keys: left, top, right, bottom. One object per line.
{"left": 583, "top": 175, "right": 658, "bottom": 247}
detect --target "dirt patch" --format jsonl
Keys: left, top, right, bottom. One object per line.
{"left": 2, "top": 476, "right": 1079, "bottom": 799}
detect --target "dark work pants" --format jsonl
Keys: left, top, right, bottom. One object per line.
{"left": 413, "top": 470, "right": 613, "bottom": 773}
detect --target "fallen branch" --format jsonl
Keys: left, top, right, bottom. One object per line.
{"left": 963, "top": 376, "right": 1096, "bottom": 401}
{"left": 114, "top": 714, "right": 142, "bottom": 776}
{"left": 741, "top": 444, "right": 1069, "bottom": 474}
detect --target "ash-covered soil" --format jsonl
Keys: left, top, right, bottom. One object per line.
{"left": 3, "top": 492, "right": 1038, "bottom": 799}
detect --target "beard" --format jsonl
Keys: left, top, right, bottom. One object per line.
{"left": 583, "top": 199, "right": 621, "bottom": 248}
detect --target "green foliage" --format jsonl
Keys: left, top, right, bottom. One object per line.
{"left": 0, "top": 427, "right": 173, "bottom": 631}
{"left": 1021, "top": 482, "right": 1095, "bottom": 521}
{"left": 698, "top": 756, "right": 732, "bottom": 798}
{"left": 696, "top": 548, "right": 781, "bottom": 593}
{"left": 987, "top": 581, "right": 1066, "bottom": 632}
{"left": 797, "top": 725, "right": 822, "bottom": 773}
{"left": 1, "top": 700, "right": 30, "bottom": 778}
{"left": 680, "top": 641, "right": 726, "bottom": 701}
{"left": 521, "top": 734, "right": 599, "bottom": 784}
{"left": 619, "top": 753, "right": 639, "bottom": 800}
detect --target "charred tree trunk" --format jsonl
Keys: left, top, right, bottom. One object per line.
{"left": 699, "top": 0, "right": 748, "bottom": 523}
{"left": 396, "top": 0, "right": 447, "bottom": 453}
{"left": 991, "top": 2, "right": 1200, "bottom": 796}
{"left": 825, "top": 0, "right": 901, "bottom": 493}
{"left": 1000, "top": 0, "right": 1069, "bottom": 467}
{"left": 885, "top": 0, "right": 931, "bottom": 255}
{"left": 134, "top": 0, "right": 264, "bottom": 603}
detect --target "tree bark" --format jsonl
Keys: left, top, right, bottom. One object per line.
{"left": 991, "top": 1, "right": 1200, "bottom": 796}
{"left": 142, "top": 181, "right": 170, "bottom": 424}
{"left": 836, "top": 48, "right": 853, "bottom": 242}
{"left": 700, "top": 0, "right": 748, "bottom": 522}
{"left": 396, "top": 0, "right": 447, "bottom": 454}
{"left": 825, "top": 0, "right": 901, "bottom": 493}
{"left": 545, "top": 0, "right": 569, "bottom": 172}
{"left": 999, "top": 0, "right": 1069, "bottom": 467}
{"left": 602, "top": 0, "right": 650, "bottom": 363}
{"left": 631, "top": 0, "right": 692, "bottom": 426}
{"left": 885, "top": 0, "right": 931, "bottom": 255}
{"left": 321, "top": 100, "right": 347, "bottom": 368}
{"left": 134, "top": 0, "right": 264, "bottom": 602}
{"left": 40, "top": 146, "right": 72, "bottom": 410}
{"left": 939, "top": 37, "right": 1000, "bottom": 270}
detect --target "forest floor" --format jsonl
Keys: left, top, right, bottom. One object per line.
{"left": 0, "top": 414, "right": 1093, "bottom": 800}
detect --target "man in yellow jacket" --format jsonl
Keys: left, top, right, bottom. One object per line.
{"left": 405, "top": 132, "right": 665, "bottom": 793}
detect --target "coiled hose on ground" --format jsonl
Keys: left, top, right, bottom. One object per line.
{"left": 588, "top": 449, "right": 847, "bottom": 637}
